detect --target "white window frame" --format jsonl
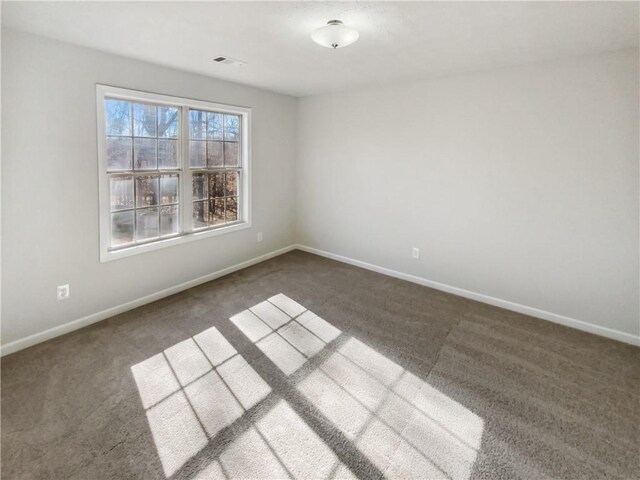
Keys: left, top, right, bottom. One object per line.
{"left": 96, "top": 85, "right": 251, "bottom": 262}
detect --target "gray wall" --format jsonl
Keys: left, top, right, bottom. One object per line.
{"left": 1, "top": 29, "right": 297, "bottom": 345}
{"left": 3, "top": 29, "right": 638, "bottom": 349}
{"left": 297, "top": 49, "right": 639, "bottom": 338}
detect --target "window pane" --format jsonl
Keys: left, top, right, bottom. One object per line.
{"left": 209, "top": 172, "right": 225, "bottom": 198}
{"left": 158, "top": 106, "right": 179, "bottom": 138}
{"left": 136, "top": 176, "right": 159, "bottom": 207}
{"left": 160, "top": 205, "right": 179, "bottom": 236}
{"left": 224, "top": 114, "right": 240, "bottom": 141}
{"left": 226, "top": 197, "right": 238, "bottom": 222}
{"left": 134, "top": 103, "right": 157, "bottom": 137}
{"left": 190, "top": 140, "right": 206, "bottom": 168}
{"left": 136, "top": 208, "right": 160, "bottom": 241}
{"left": 160, "top": 174, "right": 179, "bottom": 204}
{"left": 212, "top": 198, "right": 225, "bottom": 225}
{"left": 110, "top": 176, "right": 134, "bottom": 211}
{"left": 207, "top": 141, "right": 223, "bottom": 167}
{"left": 190, "top": 110, "right": 206, "bottom": 139}
{"left": 158, "top": 139, "right": 178, "bottom": 169}
{"left": 111, "top": 210, "right": 134, "bottom": 247}
{"left": 105, "top": 99, "right": 132, "bottom": 136}
{"left": 192, "top": 173, "right": 207, "bottom": 200}
{"left": 207, "top": 112, "right": 223, "bottom": 140}
{"left": 225, "top": 171, "right": 238, "bottom": 197}
{"left": 224, "top": 142, "right": 239, "bottom": 166}
{"left": 193, "top": 200, "right": 208, "bottom": 229}
{"left": 134, "top": 138, "right": 157, "bottom": 170}
{"left": 133, "top": 138, "right": 158, "bottom": 170}
{"left": 107, "top": 137, "right": 133, "bottom": 172}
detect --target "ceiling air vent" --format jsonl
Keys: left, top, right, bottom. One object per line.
{"left": 213, "top": 56, "right": 246, "bottom": 66}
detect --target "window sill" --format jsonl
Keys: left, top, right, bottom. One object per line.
{"left": 100, "top": 221, "right": 251, "bottom": 263}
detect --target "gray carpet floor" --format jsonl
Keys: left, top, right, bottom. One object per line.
{"left": 1, "top": 250, "right": 638, "bottom": 479}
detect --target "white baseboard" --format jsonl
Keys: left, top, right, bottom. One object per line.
{"left": 3, "top": 243, "right": 637, "bottom": 356}
{"left": 294, "top": 244, "right": 640, "bottom": 346}
{"left": 0, "top": 245, "right": 297, "bottom": 356}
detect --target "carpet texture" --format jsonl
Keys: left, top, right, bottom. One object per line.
{"left": 1, "top": 250, "right": 638, "bottom": 479}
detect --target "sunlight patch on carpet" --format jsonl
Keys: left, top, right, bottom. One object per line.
{"left": 131, "top": 326, "right": 271, "bottom": 476}
{"left": 132, "top": 294, "right": 484, "bottom": 479}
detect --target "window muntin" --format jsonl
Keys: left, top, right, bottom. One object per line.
{"left": 98, "top": 86, "right": 250, "bottom": 261}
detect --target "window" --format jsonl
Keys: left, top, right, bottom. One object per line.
{"left": 189, "top": 110, "right": 241, "bottom": 229}
{"left": 97, "top": 85, "right": 251, "bottom": 262}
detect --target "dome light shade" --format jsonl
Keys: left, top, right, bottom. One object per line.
{"left": 311, "top": 20, "right": 359, "bottom": 49}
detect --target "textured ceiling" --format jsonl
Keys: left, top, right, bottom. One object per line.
{"left": 2, "top": 1, "right": 638, "bottom": 97}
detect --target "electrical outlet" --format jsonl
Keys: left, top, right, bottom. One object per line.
{"left": 412, "top": 248, "right": 420, "bottom": 259}
{"left": 257, "top": 232, "right": 263, "bottom": 242}
{"left": 57, "top": 284, "right": 70, "bottom": 301}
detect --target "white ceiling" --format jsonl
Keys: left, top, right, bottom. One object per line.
{"left": 2, "top": 1, "right": 638, "bottom": 97}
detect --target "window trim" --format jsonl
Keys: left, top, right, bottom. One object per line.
{"left": 96, "top": 84, "right": 251, "bottom": 263}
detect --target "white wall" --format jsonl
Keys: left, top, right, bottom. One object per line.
{"left": 1, "top": 29, "right": 297, "bottom": 346}
{"left": 3, "top": 29, "right": 638, "bottom": 351}
{"left": 297, "top": 49, "right": 639, "bottom": 339}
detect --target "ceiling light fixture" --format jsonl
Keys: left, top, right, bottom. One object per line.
{"left": 311, "top": 20, "right": 359, "bottom": 49}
